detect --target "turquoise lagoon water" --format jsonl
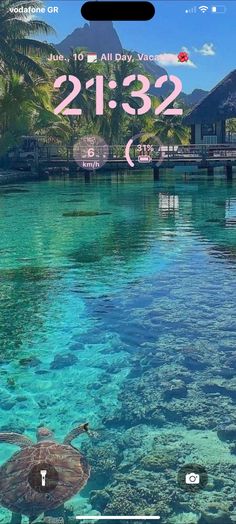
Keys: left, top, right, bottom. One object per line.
{"left": 0, "top": 171, "right": 236, "bottom": 523}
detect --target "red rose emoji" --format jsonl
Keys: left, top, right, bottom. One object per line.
{"left": 178, "top": 51, "right": 189, "bottom": 63}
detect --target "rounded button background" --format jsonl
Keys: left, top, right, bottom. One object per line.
{"left": 28, "top": 462, "right": 59, "bottom": 493}
{"left": 177, "top": 463, "right": 208, "bottom": 492}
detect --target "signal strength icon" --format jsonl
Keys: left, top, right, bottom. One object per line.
{"left": 185, "top": 6, "right": 197, "bottom": 13}
{"left": 198, "top": 5, "right": 209, "bottom": 12}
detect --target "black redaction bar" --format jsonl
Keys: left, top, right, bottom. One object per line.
{"left": 81, "top": 1, "right": 155, "bottom": 21}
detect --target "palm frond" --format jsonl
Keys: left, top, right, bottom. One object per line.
{"left": 10, "top": 50, "right": 46, "bottom": 78}
{"left": 5, "top": 0, "right": 44, "bottom": 9}
{"left": 4, "top": 19, "right": 56, "bottom": 38}
{"left": 27, "top": 20, "right": 56, "bottom": 36}
{"left": 14, "top": 38, "right": 56, "bottom": 55}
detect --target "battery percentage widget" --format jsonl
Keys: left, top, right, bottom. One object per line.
{"left": 211, "top": 5, "right": 226, "bottom": 13}
{"left": 125, "top": 134, "right": 164, "bottom": 168}
{"left": 137, "top": 144, "right": 154, "bottom": 164}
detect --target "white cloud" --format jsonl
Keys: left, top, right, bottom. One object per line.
{"left": 157, "top": 53, "right": 197, "bottom": 68}
{"left": 181, "top": 46, "right": 190, "bottom": 54}
{"left": 194, "top": 43, "right": 216, "bottom": 56}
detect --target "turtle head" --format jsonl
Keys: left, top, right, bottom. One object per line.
{"left": 36, "top": 426, "right": 54, "bottom": 442}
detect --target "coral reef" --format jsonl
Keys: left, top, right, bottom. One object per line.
{"left": 1, "top": 177, "right": 236, "bottom": 524}
{"left": 63, "top": 211, "right": 111, "bottom": 217}
{"left": 50, "top": 353, "right": 78, "bottom": 369}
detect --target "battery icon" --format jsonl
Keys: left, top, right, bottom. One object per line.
{"left": 211, "top": 5, "right": 226, "bottom": 13}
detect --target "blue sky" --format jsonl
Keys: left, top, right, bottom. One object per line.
{"left": 41, "top": 0, "right": 236, "bottom": 93}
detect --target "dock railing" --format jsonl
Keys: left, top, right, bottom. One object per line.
{"left": 38, "top": 143, "right": 236, "bottom": 165}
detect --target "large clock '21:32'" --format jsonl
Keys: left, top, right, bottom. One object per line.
{"left": 53, "top": 74, "right": 183, "bottom": 116}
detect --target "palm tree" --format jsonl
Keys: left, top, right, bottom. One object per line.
{"left": 141, "top": 95, "right": 190, "bottom": 146}
{"left": 98, "top": 58, "right": 146, "bottom": 143}
{"left": 226, "top": 118, "right": 236, "bottom": 143}
{"left": 0, "top": 72, "right": 70, "bottom": 154}
{"left": 0, "top": 73, "right": 34, "bottom": 153}
{"left": 0, "top": 0, "right": 56, "bottom": 81}
{"left": 52, "top": 48, "right": 106, "bottom": 145}
{"left": 151, "top": 114, "right": 190, "bottom": 145}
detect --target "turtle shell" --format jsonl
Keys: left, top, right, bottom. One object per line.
{"left": 0, "top": 441, "right": 90, "bottom": 517}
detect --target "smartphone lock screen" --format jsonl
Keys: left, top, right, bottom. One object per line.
{"left": 0, "top": 0, "right": 236, "bottom": 523}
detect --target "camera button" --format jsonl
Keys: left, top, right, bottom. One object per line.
{"left": 177, "top": 464, "right": 208, "bottom": 491}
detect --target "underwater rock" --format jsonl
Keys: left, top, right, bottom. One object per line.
{"left": 91, "top": 487, "right": 135, "bottom": 515}
{"left": 102, "top": 369, "right": 168, "bottom": 427}
{"left": 0, "top": 265, "right": 57, "bottom": 282}
{"left": 229, "top": 443, "right": 236, "bottom": 455}
{"left": 50, "top": 352, "right": 78, "bottom": 369}
{"left": 103, "top": 406, "right": 165, "bottom": 429}
{"left": 90, "top": 490, "right": 111, "bottom": 512}
{"left": 63, "top": 210, "right": 111, "bottom": 217}
{"left": 70, "top": 251, "right": 102, "bottom": 263}
{"left": 104, "top": 495, "right": 137, "bottom": 516}
{"left": 70, "top": 329, "right": 103, "bottom": 346}
{"left": 186, "top": 416, "right": 215, "bottom": 430}
{"left": 199, "top": 509, "right": 232, "bottom": 523}
{"left": 183, "top": 355, "right": 208, "bottom": 371}
{"left": 82, "top": 444, "right": 121, "bottom": 483}
{"left": 121, "top": 426, "right": 151, "bottom": 449}
{"left": 0, "top": 391, "right": 15, "bottom": 410}
{"left": 206, "top": 219, "right": 225, "bottom": 224}
{"left": 139, "top": 451, "right": 178, "bottom": 471}
{"left": 169, "top": 512, "right": 199, "bottom": 524}
{"left": 100, "top": 363, "right": 123, "bottom": 375}
{"left": 202, "top": 380, "right": 236, "bottom": 400}
{"left": 35, "top": 369, "right": 49, "bottom": 375}
{"left": 214, "top": 201, "right": 226, "bottom": 207}
{"left": 90, "top": 481, "right": 171, "bottom": 520}
{"left": 0, "top": 422, "right": 26, "bottom": 433}
{"left": 217, "top": 424, "right": 236, "bottom": 442}
{"left": 162, "top": 380, "right": 187, "bottom": 401}
{"left": 19, "top": 356, "right": 41, "bottom": 367}
{"left": 6, "top": 377, "right": 16, "bottom": 389}
{"left": 69, "top": 342, "right": 85, "bottom": 352}
{"left": 102, "top": 413, "right": 125, "bottom": 428}
{"left": 16, "top": 395, "right": 28, "bottom": 403}
{"left": 218, "top": 367, "right": 235, "bottom": 379}
{"left": 65, "top": 199, "right": 86, "bottom": 203}
{"left": 0, "top": 188, "right": 29, "bottom": 194}
{"left": 38, "top": 395, "right": 57, "bottom": 408}
{"left": 44, "top": 503, "right": 73, "bottom": 523}
{"left": 87, "top": 382, "right": 102, "bottom": 391}
{"left": 224, "top": 356, "right": 236, "bottom": 370}
{"left": 126, "top": 363, "right": 143, "bottom": 379}
{"left": 99, "top": 372, "right": 112, "bottom": 385}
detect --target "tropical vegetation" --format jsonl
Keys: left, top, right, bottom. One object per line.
{"left": 0, "top": 0, "right": 190, "bottom": 159}
{"left": 226, "top": 118, "right": 236, "bottom": 142}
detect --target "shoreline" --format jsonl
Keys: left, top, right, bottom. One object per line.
{"left": 0, "top": 169, "right": 41, "bottom": 185}
{"left": 0, "top": 167, "right": 235, "bottom": 186}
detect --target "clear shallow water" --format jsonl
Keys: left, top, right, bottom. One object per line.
{"left": 0, "top": 172, "right": 236, "bottom": 523}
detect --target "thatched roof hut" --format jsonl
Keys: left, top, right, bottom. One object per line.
{"left": 183, "top": 70, "right": 236, "bottom": 144}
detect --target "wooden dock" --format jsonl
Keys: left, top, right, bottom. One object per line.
{"left": 38, "top": 143, "right": 236, "bottom": 179}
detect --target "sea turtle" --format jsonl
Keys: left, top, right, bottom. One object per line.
{"left": 0, "top": 423, "right": 91, "bottom": 523}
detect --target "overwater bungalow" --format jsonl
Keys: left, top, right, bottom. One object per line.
{"left": 183, "top": 69, "right": 236, "bottom": 145}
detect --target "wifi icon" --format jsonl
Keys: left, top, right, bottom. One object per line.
{"left": 198, "top": 5, "right": 209, "bottom": 12}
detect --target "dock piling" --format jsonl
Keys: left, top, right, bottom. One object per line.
{"left": 226, "top": 162, "right": 233, "bottom": 180}
{"left": 207, "top": 165, "right": 214, "bottom": 177}
{"left": 153, "top": 166, "right": 160, "bottom": 180}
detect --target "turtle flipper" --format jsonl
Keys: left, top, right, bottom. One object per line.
{"left": 63, "top": 423, "right": 89, "bottom": 445}
{"left": 44, "top": 504, "right": 66, "bottom": 522}
{"left": 29, "top": 516, "right": 38, "bottom": 524}
{"left": 0, "top": 432, "right": 33, "bottom": 449}
{"left": 10, "top": 513, "right": 22, "bottom": 524}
